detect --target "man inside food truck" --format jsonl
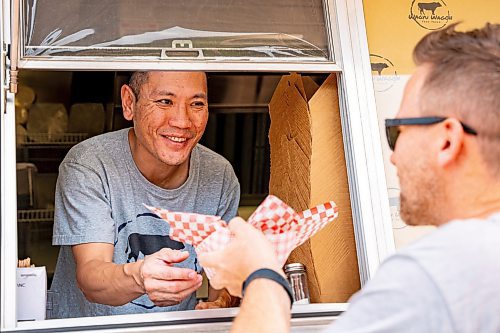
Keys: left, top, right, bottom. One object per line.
{"left": 200, "top": 23, "right": 500, "bottom": 332}
{"left": 50, "top": 71, "right": 240, "bottom": 318}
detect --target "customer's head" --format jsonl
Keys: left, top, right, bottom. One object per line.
{"left": 389, "top": 23, "right": 500, "bottom": 226}
{"left": 121, "top": 71, "right": 208, "bottom": 168}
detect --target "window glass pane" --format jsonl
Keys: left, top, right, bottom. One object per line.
{"left": 23, "top": 0, "right": 330, "bottom": 61}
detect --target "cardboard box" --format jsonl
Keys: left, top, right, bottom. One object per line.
{"left": 16, "top": 267, "right": 47, "bottom": 321}
{"left": 269, "top": 73, "right": 360, "bottom": 303}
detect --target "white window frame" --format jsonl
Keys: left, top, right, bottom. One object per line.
{"left": 1, "top": 0, "right": 395, "bottom": 330}
{"left": 2, "top": 0, "right": 21, "bottom": 330}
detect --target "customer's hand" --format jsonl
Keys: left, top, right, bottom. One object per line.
{"left": 198, "top": 217, "right": 283, "bottom": 297}
{"left": 140, "top": 248, "right": 203, "bottom": 307}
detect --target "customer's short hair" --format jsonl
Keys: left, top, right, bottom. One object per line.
{"left": 128, "top": 72, "right": 149, "bottom": 98}
{"left": 413, "top": 23, "right": 500, "bottom": 175}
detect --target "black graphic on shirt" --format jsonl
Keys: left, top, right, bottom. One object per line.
{"left": 126, "top": 233, "right": 185, "bottom": 263}
{"left": 115, "top": 213, "right": 159, "bottom": 245}
{"left": 116, "top": 212, "right": 196, "bottom": 310}
{"left": 131, "top": 300, "right": 157, "bottom": 310}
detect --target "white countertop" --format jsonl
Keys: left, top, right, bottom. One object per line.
{"left": 12, "top": 303, "right": 348, "bottom": 332}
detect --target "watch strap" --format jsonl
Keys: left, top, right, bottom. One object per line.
{"left": 241, "top": 268, "right": 294, "bottom": 308}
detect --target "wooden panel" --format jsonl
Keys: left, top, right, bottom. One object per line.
{"left": 268, "top": 73, "right": 311, "bottom": 212}
{"left": 269, "top": 73, "right": 360, "bottom": 303}
{"left": 309, "top": 74, "right": 360, "bottom": 302}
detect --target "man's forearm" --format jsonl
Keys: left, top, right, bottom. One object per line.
{"left": 231, "top": 279, "right": 291, "bottom": 333}
{"left": 76, "top": 259, "right": 145, "bottom": 306}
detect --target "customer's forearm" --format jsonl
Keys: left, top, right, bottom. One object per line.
{"left": 76, "top": 259, "right": 145, "bottom": 306}
{"left": 231, "top": 279, "right": 291, "bottom": 333}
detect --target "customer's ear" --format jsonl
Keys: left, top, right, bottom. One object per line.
{"left": 437, "top": 118, "right": 465, "bottom": 168}
{"left": 121, "top": 85, "right": 136, "bottom": 121}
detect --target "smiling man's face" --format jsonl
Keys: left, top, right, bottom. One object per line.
{"left": 124, "top": 71, "right": 208, "bottom": 168}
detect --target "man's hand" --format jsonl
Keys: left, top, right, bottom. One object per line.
{"left": 198, "top": 217, "right": 283, "bottom": 297}
{"left": 140, "top": 248, "right": 203, "bottom": 307}
{"left": 74, "top": 243, "right": 201, "bottom": 306}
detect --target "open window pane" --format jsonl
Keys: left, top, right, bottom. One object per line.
{"left": 14, "top": 70, "right": 356, "bottom": 323}
{"left": 23, "top": 0, "right": 330, "bottom": 61}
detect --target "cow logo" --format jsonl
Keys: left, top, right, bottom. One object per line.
{"left": 125, "top": 233, "right": 185, "bottom": 263}
{"left": 408, "top": 0, "right": 453, "bottom": 30}
{"left": 370, "top": 54, "right": 399, "bottom": 92}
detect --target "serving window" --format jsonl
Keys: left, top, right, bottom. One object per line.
{"left": 14, "top": 70, "right": 283, "bottom": 290}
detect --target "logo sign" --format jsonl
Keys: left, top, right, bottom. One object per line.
{"left": 408, "top": 0, "right": 453, "bottom": 30}
{"left": 388, "top": 187, "right": 407, "bottom": 230}
{"left": 370, "top": 54, "right": 399, "bottom": 92}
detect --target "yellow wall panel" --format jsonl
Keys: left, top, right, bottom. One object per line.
{"left": 363, "top": 0, "right": 499, "bottom": 248}
{"left": 364, "top": 0, "right": 500, "bottom": 75}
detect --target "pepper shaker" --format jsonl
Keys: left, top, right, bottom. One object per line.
{"left": 284, "top": 263, "right": 310, "bottom": 305}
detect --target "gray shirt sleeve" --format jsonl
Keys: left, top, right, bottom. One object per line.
{"left": 216, "top": 163, "right": 241, "bottom": 223}
{"left": 325, "top": 255, "right": 454, "bottom": 333}
{"left": 53, "top": 161, "right": 115, "bottom": 245}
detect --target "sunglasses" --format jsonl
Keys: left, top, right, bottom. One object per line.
{"left": 385, "top": 117, "right": 478, "bottom": 151}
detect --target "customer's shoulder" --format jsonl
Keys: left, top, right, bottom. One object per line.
{"left": 420, "top": 214, "right": 499, "bottom": 245}
{"left": 398, "top": 213, "right": 500, "bottom": 262}
{"left": 63, "top": 129, "right": 128, "bottom": 164}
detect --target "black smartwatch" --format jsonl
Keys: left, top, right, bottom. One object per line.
{"left": 241, "top": 268, "right": 294, "bottom": 308}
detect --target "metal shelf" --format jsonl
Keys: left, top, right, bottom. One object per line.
{"left": 17, "top": 133, "right": 88, "bottom": 147}
{"left": 17, "top": 209, "right": 54, "bottom": 223}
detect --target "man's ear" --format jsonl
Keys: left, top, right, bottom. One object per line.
{"left": 437, "top": 118, "right": 465, "bottom": 168}
{"left": 121, "top": 85, "right": 136, "bottom": 121}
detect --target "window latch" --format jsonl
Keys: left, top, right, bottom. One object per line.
{"left": 161, "top": 40, "right": 204, "bottom": 59}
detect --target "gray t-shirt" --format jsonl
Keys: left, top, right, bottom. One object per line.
{"left": 50, "top": 128, "right": 240, "bottom": 318}
{"left": 327, "top": 212, "right": 500, "bottom": 333}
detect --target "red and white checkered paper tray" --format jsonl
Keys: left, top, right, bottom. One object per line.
{"left": 145, "top": 195, "right": 339, "bottom": 279}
